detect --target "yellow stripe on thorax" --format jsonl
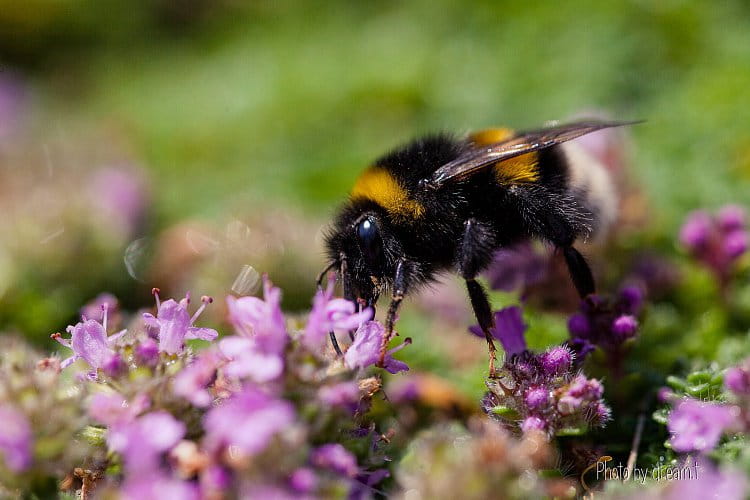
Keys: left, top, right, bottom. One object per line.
{"left": 351, "top": 166, "right": 425, "bottom": 219}
{"left": 471, "top": 127, "right": 540, "bottom": 184}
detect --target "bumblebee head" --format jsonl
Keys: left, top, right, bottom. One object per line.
{"left": 324, "top": 204, "right": 397, "bottom": 309}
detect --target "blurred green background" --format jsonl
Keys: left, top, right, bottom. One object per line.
{"left": 1, "top": 0, "right": 749, "bottom": 389}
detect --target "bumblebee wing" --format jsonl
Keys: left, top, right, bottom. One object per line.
{"left": 427, "top": 120, "right": 639, "bottom": 188}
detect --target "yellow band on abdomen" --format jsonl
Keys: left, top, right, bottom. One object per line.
{"left": 471, "top": 128, "right": 540, "bottom": 184}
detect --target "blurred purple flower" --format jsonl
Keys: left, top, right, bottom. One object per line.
{"left": 311, "top": 444, "right": 358, "bottom": 477}
{"left": 668, "top": 398, "right": 737, "bottom": 453}
{"left": 89, "top": 392, "right": 150, "bottom": 427}
{"left": 53, "top": 304, "right": 126, "bottom": 369}
{"left": 0, "top": 73, "right": 26, "bottom": 142}
{"left": 666, "top": 458, "right": 747, "bottom": 500}
{"left": 680, "top": 211, "right": 712, "bottom": 250}
{"left": 566, "top": 288, "right": 643, "bottom": 365}
{"left": 344, "top": 321, "right": 409, "bottom": 374}
{"left": 102, "top": 352, "right": 126, "bottom": 378}
{"left": 121, "top": 473, "right": 199, "bottom": 500}
{"left": 718, "top": 205, "right": 746, "bottom": 232}
{"left": 289, "top": 467, "right": 318, "bottom": 493}
{"left": 219, "top": 335, "right": 284, "bottom": 383}
{"left": 725, "top": 364, "right": 750, "bottom": 396}
{"left": 173, "top": 349, "right": 222, "bottom": 407}
{"left": 108, "top": 411, "right": 185, "bottom": 474}
{"left": 135, "top": 337, "right": 159, "bottom": 366}
{"left": 612, "top": 315, "right": 638, "bottom": 340}
{"left": 318, "top": 381, "right": 360, "bottom": 413}
{"left": 88, "top": 166, "right": 148, "bottom": 237}
{"left": 520, "top": 416, "right": 547, "bottom": 433}
{"left": 220, "top": 278, "right": 290, "bottom": 382}
{"left": 203, "top": 387, "right": 294, "bottom": 457}
{"left": 469, "top": 306, "right": 528, "bottom": 356}
{"left": 304, "top": 277, "right": 372, "bottom": 351}
{"left": 679, "top": 205, "right": 748, "bottom": 285}
{"left": 524, "top": 386, "right": 550, "bottom": 410}
{"left": 143, "top": 290, "right": 218, "bottom": 355}
{"left": 483, "top": 241, "right": 549, "bottom": 292}
{"left": 80, "top": 293, "right": 118, "bottom": 323}
{"left": 201, "top": 465, "right": 232, "bottom": 497}
{"left": 724, "top": 230, "right": 748, "bottom": 259}
{"left": 0, "top": 405, "right": 32, "bottom": 472}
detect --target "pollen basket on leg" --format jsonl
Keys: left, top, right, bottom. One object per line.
{"left": 350, "top": 166, "right": 425, "bottom": 219}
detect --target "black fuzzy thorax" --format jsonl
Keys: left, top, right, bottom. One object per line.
{"left": 325, "top": 133, "right": 594, "bottom": 300}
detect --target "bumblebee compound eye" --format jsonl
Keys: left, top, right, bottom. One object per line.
{"left": 356, "top": 216, "right": 383, "bottom": 268}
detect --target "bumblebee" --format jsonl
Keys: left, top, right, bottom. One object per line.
{"left": 322, "top": 120, "right": 634, "bottom": 375}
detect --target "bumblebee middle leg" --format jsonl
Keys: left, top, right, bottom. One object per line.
{"left": 458, "top": 219, "right": 499, "bottom": 378}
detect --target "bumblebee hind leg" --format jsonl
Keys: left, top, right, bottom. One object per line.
{"left": 458, "top": 219, "right": 499, "bottom": 378}
{"left": 562, "top": 246, "right": 595, "bottom": 298}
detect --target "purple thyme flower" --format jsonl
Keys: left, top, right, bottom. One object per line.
{"left": 88, "top": 166, "right": 148, "bottom": 238}
{"left": 318, "top": 381, "right": 361, "bottom": 413}
{"left": 219, "top": 335, "right": 284, "bottom": 383}
{"left": 89, "top": 392, "right": 150, "bottom": 427}
{"left": 524, "top": 386, "right": 550, "bottom": 410}
{"left": 108, "top": 411, "right": 186, "bottom": 474}
{"left": 203, "top": 386, "right": 295, "bottom": 457}
{"left": 121, "top": 473, "right": 199, "bottom": 500}
{"left": 80, "top": 293, "right": 119, "bottom": 323}
{"left": 483, "top": 328, "right": 610, "bottom": 437}
{"left": 612, "top": 314, "right": 638, "bottom": 340}
{"left": 566, "top": 287, "right": 643, "bottom": 366}
{"left": 135, "top": 337, "right": 159, "bottom": 366}
{"left": 311, "top": 444, "right": 358, "bottom": 478}
{"left": 725, "top": 362, "right": 750, "bottom": 396}
{"left": 717, "top": 205, "right": 746, "bottom": 232}
{"left": 520, "top": 416, "right": 547, "bottom": 433}
{"left": 220, "top": 278, "right": 291, "bottom": 382}
{"left": 483, "top": 241, "right": 549, "bottom": 292}
{"left": 52, "top": 304, "right": 126, "bottom": 370}
{"left": 304, "top": 277, "right": 373, "bottom": 351}
{"left": 102, "top": 352, "right": 126, "bottom": 378}
{"left": 200, "top": 465, "right": 232, "bottom": 497}
{"left": 539, "top": 346, "right": 573, "bottom": 376}
{"left": 665, "top": 457, "right": 747, "bottom": 500}
{"left": 289, "top": 467, "right": 318, "bottom": 493}
{"left": 469, "top": 306, "right": 528, "bottom": 356}
{"left": 0, "top": 404, "right": 32, "bottom": 472}
{"left": 724, "top": 229, "right": 748, "bottom": 259}
{"left": 679, "top": 205, "right": 749, "bottom": 285}
{"left": 143, "top": 290, "right": 218, "bottom": 355}
{"left": 173, "top": 349, "right": 222, "bottom": 407}
{"left": 226, "top": 276, "right": 287, "bottom": 351}
{"left": 344, "top": 321, "right": 409, "bottom": 374}
{"left": 680, "top": 211, "right": 712, "bottom": 250}
{"left": 668, "top": 398, "right": 738, "bottom": 453}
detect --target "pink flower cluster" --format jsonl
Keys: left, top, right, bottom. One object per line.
{"left": 38, "top": 277, "right": 408, "bottom": 496}
{"left": 477, "top": 306, "right": 611, "bottom": 437}
{"left": 680, "top": 204, "right": 748, "bottom": 284}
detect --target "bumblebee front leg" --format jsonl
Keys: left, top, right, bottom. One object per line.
{"left": 458, "top": 219, "right": 499, "bottom": 378}
{"left": 379, "top": 258, "right": 408, "bottom": 367}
